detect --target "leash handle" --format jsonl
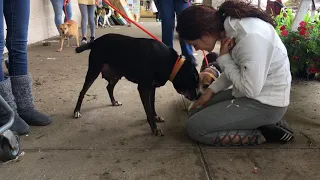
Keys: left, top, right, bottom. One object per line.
{"left": 63, "top": 0, "right": 69, "bottom": 21}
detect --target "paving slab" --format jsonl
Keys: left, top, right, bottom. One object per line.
{"left": 202, "top": 149, "right": 320, "bottom": 180}
{"left": 0, "top": 148, "right": 206, "bottom": 180}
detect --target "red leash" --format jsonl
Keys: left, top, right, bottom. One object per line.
{"left": 103, "top": 0, "right": 162, "bottom": 42}
{"left": 103, "top": 0, "right": 209, "bottom": 67}
{"left": 63, "top": 0, "right": 69, "bottom": 21}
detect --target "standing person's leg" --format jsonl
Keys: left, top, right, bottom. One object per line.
{"left": 3, "top": 0, "right": 52, "bottom": 127}
{"left": 154, "top": 0, "right": 161, "bottom": 21}
{"left": 79, "top": 4, "right": 89, "bottom": 44}
{"left": 158, "top": 0, "right": 174, "bottom": 48}
{"left": 87, "top": 5, "right": 96, "bottom": 42}
{"left": 50, "top": 0, "right": 64, "bottom": 31}
{"left": 0, "top": 15, "right": 29, "bottom": 136}
{"left": 175, "top": 0, "right": 196, "bottom": 65}
{"left": 64, "top": 1, "right": 73, "bottom": 22}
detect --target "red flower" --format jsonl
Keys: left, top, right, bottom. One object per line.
{"left": 309, "top": 25, "right": 314, "bottom": 30}
{"left": 292, "top": 38, "right": 298, "bottom": 42}
{"left": 292, "top": 56, "right": 299, "bottom": 61}
{"left": 299, "top": 21, "right": 307, "bottom": 27}
{"left": 299, "top": 29, "right": 306, "bottom": 36}
{"left": 281, "top": 29, "right": 289, "bottom": 36}
{"left": 280, "top": 25, "right": 286, "bottom": 31}
{"left": 308, "top": 67, "right": 320, "bottom": 73}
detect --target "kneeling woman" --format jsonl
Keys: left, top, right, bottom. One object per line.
{"left": 176, "top": 0, "right": 294, "bottom": 146}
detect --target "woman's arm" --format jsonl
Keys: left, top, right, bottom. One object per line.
{"left": 208, "top": 72, "right": 232, "bottom": 93}
{"left": 216, "top": 33, "right": 274, "bottom": 98}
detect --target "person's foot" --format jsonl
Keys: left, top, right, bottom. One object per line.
{"left": 90, "top": 37, "right": 95, "bottom": 43}
{"left": 0, "top": 77, "right": 30, "bottom": 135}
{"left": 260, "top": 119, "right": 294, "bottom": 143}
{"left": 81, "top": 37, "right": 87, "bottom": 45}
{"left": 18, "top": 108, "right": 52, "bottom": 126}
{"left": 10, "top": 112, "right": 30, "bottom": 135}
{"left": 10, "top": 74, "right": 52, "bottom": 127}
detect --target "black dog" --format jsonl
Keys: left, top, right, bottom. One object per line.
{"left": 74, "top": 33, "right": 199, "bottom": 136}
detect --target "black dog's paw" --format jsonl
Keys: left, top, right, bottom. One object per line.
{"left": 74, "top": 111, "right": 82, "bottom": 118}
{"left": 112, "top": 101, "right": 122, "bottom": 106}
{"left": 155, "top": 116, "right": 165, "bottom": 123}
{"left": 153, "top": 129, "right": 164, "bottom": 136}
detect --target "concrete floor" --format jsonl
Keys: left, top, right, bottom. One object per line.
{"left": 0, "top": 21, "right": 320, "bottom": 180}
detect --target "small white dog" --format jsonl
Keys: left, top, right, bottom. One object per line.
{"left": 95, "top": 7, "right": 113, "bottom": 28}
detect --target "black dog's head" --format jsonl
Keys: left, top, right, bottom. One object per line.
{"left": 171, "top": 56, "right": 199, "bottom": 101}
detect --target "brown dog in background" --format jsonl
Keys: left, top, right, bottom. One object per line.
{"left": 57, "top": 20, "right": 80, "bottom": 52}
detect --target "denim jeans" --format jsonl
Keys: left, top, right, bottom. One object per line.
{"left": 0, "top": 0, "right": 30, "bottom": 81}
{"left": 157, "top": 0, "right": 194, "bottom": 61}
{"left": 50, "top": 0, "right": 73, "bottom": 30}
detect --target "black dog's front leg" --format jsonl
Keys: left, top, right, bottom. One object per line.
{"left": 150, "top": 87, "right": 165, "bottom": 123}
{"left": 138, "top": 85, "right": 164, "bottom": 136}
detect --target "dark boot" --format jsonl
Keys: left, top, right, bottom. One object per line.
{"left": 0, "top": 77, "right": 29, "bottom": 135}
{"left": 10, "top": 74, "right": 52, "bottom": 126}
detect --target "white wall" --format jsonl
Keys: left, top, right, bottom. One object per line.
{"left": 3, "top": 0, "right": 82, "bottom": 53}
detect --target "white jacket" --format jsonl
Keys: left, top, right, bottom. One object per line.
{"left": 209, "top": 16, "right": 292, "bottom": 107}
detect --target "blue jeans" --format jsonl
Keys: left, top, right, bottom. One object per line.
{"left": 50, "top": 0, "right": 73, "bottom": 30}
{"left": 0, "top": 0, "right": 30, "bottom": 81}
{"left": 158, "top": 0, "right": 194, "bottom": 61}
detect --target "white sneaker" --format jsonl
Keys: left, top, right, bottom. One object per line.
{"left": 81, "top": 38, "right": 87, "bottom": 45}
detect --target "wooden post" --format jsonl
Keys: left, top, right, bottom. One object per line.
{"left": 291, "top": 0, "right": 312, "bottom": 31}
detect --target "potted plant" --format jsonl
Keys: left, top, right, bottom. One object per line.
{"left": 274, "top": 8, "right": 320, "bottom": 79}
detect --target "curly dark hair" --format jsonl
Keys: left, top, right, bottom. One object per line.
{"left": 176, "top": 0, "right": 276, "bottom": 41}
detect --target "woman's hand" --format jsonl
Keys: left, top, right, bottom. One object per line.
{"left": 191, "top": 88, "right": 214, "bottom": 109}
{"left": 220, "top": 36, "right": 235, "bottom": 56}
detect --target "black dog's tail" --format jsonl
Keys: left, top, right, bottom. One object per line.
{"left": 75, "top": 42, "right": 93, "bottom": 53}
